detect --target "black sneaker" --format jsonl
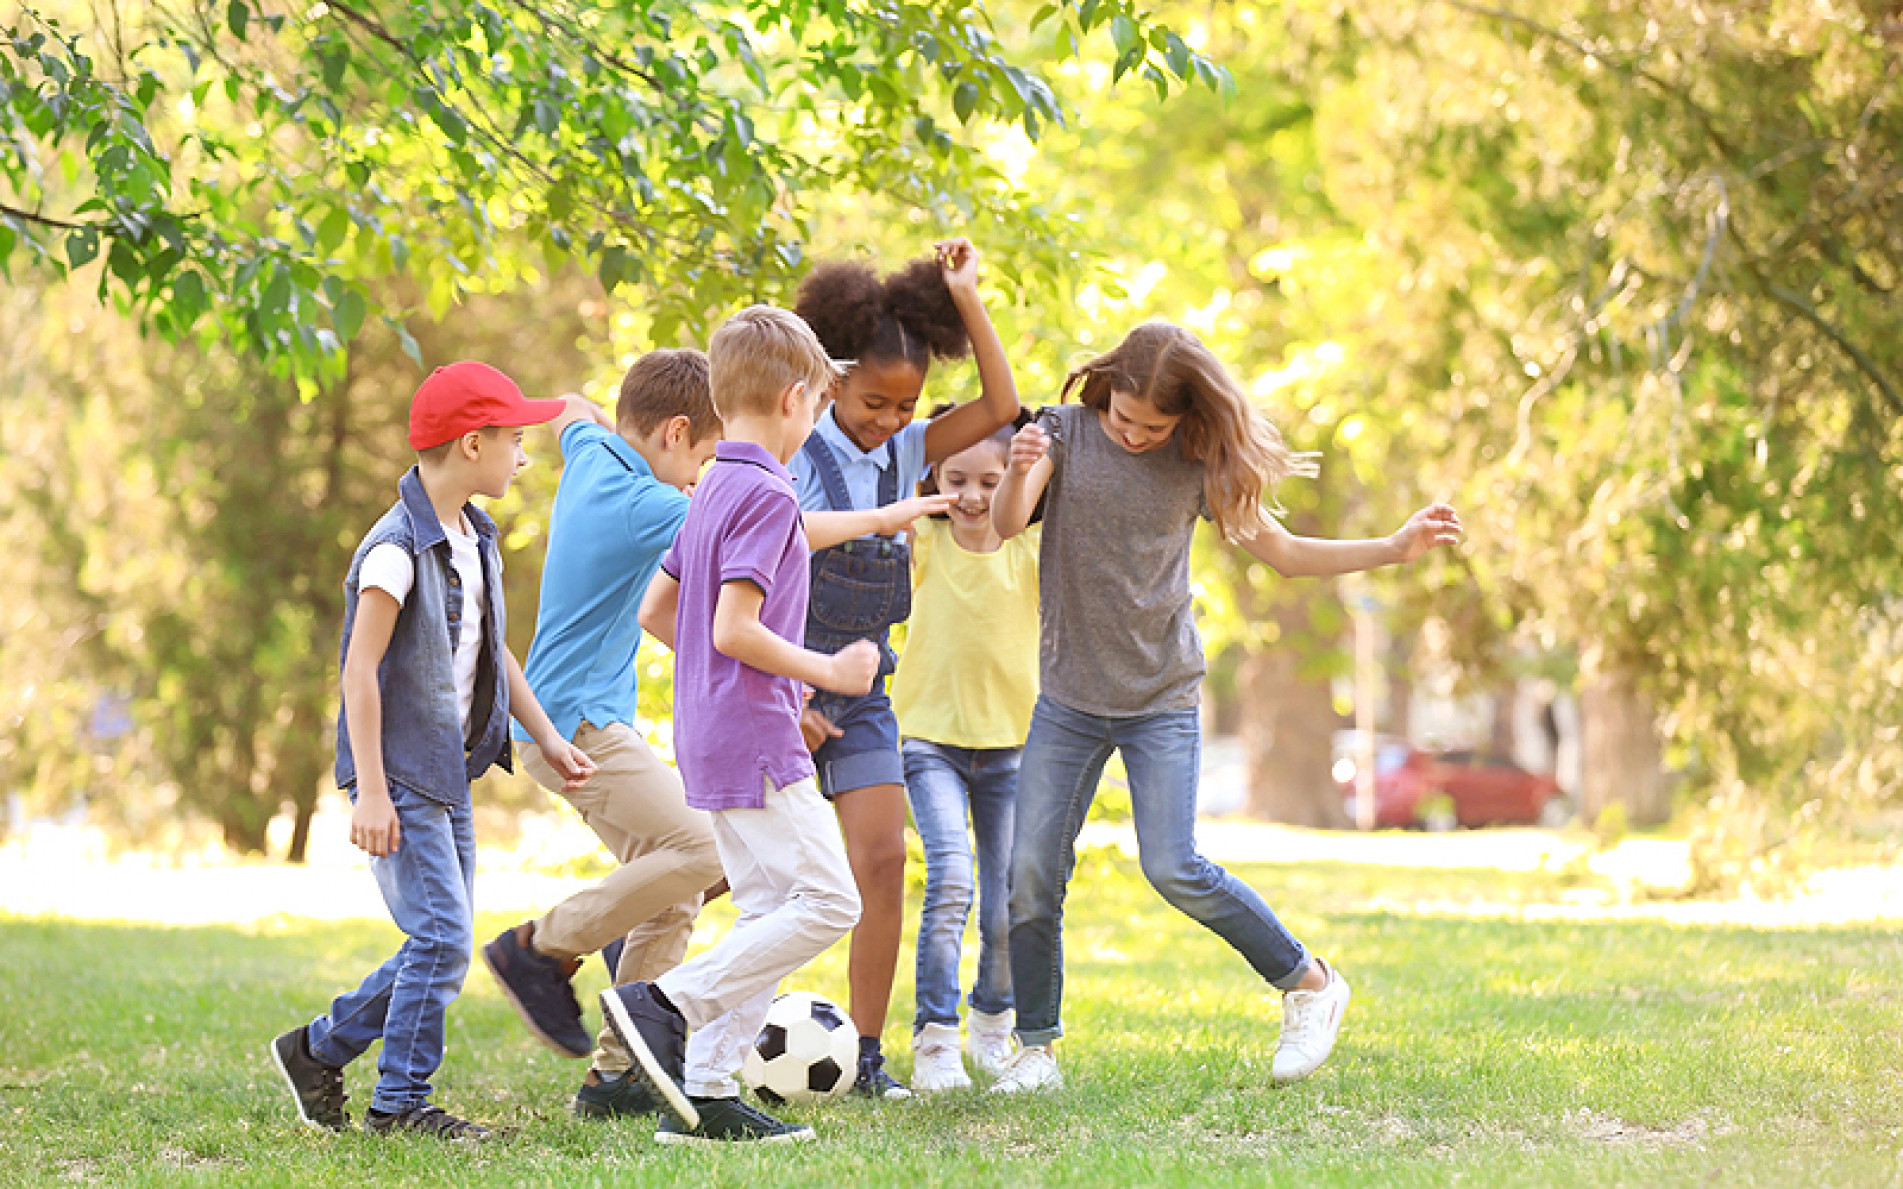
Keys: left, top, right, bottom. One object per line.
{"left": 268, "top": 1026, "right": 350, "bottom": 1131}
{"left": 482, "top": 923, "right": 591, "bottom": 1059}
{"left": 364, "top": 1103, "right": 491, "bottom": 1141}
{"left": 599, "top": 981, "right": 698, "bottom": 1131}
{"left": 572, "top": 1069, "right": 659, "bottom": 1119}
{"left": 850, "top": 1049, "right": 914, "bottom": 1100}
{"left": 655, "top": 1095, "right": 815, "bottom": 1145}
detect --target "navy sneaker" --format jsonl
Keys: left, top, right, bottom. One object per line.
{"left": 572, "top": 1069, "right": 659, "bottom": 1119}
{"left": 655, "top": 1096, "right": 814, "bottom": 1145}
{"left": 268, "top": 1026, "right": 350, "bottom": 1131}
{"left": 850, "top": 1048, "right": 914, "bottom": 1100}
{"left": 599, "top": 981, "right": 698, "bottom": 1131}
{"left": 364, "top": 1103, "right": 490, "bottom": 1141}
{"left": 482, "top": 923, "right": 591, "bottom": 1059}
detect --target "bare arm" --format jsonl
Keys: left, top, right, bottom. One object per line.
{"left": 547, "top": 393, "right": 614, "bottom": 442}
{"left": 712, "top": 580, "right": 879, "bottom": 695}
{"left": 992, "top": 423, "right": 1053, "bottom": 540}
{"left": 1240, "top": 504, "right": 1464, "bottom": 577}
{"left": 923, "top": 239, "right": 1022, "bottom": 464}
{"left": 506, "top": 647, "right": 596, "bottom": 790}
{"left": 342, "top": 588, "right": 401, "bottom": 857}
{"left": 801, "top": 494, "right": 956, "bottom": 550}
{"left": 638, "top": 569, "right": 681, "bottom": 652}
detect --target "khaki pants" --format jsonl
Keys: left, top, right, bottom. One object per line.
{"left": 522, "top": 720, "right": 723, "bottom": 1072}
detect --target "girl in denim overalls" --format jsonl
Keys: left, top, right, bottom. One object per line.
{"left": 790, "top": 238, "right": 1023, "bottom": 1097}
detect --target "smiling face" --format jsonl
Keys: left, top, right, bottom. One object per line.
{"left": 829, "top": 356, "right": 929, "bottom": 452}
{"left": 1101, "top": 389, "right": 1183, "bottom": 454}
{"left": 936, "top": 437, "right": 1010, "bottom": 532}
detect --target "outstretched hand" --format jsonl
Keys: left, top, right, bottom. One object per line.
{"left": 875, "top": 493, "right": 957, "bottom": 535}
{"left": 1390, "top": 504, "right": 1463, "bottom": 563}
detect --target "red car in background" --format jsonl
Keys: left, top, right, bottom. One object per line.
{"left": 1334, "top": 732, "right": 1570, "bottom": 829}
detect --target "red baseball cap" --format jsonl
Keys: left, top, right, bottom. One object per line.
{"left": 408, "top": 361, "right": 566, "bottom": 450}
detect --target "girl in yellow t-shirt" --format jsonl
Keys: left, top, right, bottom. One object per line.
{"left": 889, "top": 411, "right": 1042, "bottom": 1092}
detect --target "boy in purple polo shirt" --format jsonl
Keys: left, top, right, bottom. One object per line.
{"left": 600, "top": 305, "right": 876, "bottom": 1145}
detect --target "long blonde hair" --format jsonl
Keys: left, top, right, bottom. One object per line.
{"left": 1060, "top": 322, "right": 1316, "bottom": 541}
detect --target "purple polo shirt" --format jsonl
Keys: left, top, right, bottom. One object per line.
{"left": 659, "top": 441, "right": 816, "bottom": 810}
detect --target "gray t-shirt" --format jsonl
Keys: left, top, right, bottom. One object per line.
{"left": 1035, "top": 403, "right": 1210, "bottom": 717}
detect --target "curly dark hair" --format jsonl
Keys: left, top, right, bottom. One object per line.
{"left": 794, "top": 255, "right": 971, "bottom": 372}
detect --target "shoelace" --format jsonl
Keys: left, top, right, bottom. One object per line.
{"left": 316, "top": 1064, "right": 348, "bottom": 1119}
{"left": 403, "top": 1104, "right": 485, "bottom": 1138}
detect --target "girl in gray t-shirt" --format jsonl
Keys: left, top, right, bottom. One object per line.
{"left": 986, "top": 321, "right": 1463, "bottom": 1095}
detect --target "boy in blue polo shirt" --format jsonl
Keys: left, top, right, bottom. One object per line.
{"left": 269, "top": 361, "right": 594, "bottom": 1139}
{"left": 478, "top": 351, "right": 728, "bottom": 1119}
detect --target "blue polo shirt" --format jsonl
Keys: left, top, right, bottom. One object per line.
{"left": 790, "top": 406, "right": 930, "bottom": 530}
{"left": 515, "top": 422, "right": 690, "bottom": 744}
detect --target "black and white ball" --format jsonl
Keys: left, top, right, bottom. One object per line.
{"left": 740, "top": 990, "right": 857, "bottom": 1105}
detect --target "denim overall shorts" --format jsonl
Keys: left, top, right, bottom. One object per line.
{"left": 801, "top": 433, "right": 912, "bottom": 798}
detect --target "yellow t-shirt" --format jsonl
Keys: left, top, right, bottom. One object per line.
{"left": 891, "top": 519, "right": 1042, "bottom": 749}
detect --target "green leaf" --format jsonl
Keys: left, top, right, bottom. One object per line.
{"left": 1109, "top": 15, "right": 1139, "bottom": 59}
{"left": 227, "top": 0, "right": 249, "bottom": 41}
{"left": 66, "top": 226, "right": 100, "bottom": 268}
{"left": 171, "top": 268, "right": 207, "bottom": 326}
{"left": 335, "top": 288, "right": 366, "bottom": 342}
{"left": 316, "top": 207, "right": 350, "bottom": 255}
{"left": 1030, "top": 4, "right": 1057, "bottom": 31}
{"left": 953, "top": 80, "right": 981, "bottom": 124}
{"left": 394, "top": 320, "right": 423, "bottom": 367}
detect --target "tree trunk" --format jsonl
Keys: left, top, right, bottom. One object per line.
{"left": 1580, "top": 670, "right": 1669, "bottom": 825}
{"left": 1239, "top": 644, "right": 1349, "bottom": 826}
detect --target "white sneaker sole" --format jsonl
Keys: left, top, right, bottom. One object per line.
{"left": 655, "top": 1125, "right": 815, "bottom": 1145}
{"left": 599, "top": 988, "right": 700, "bottom": 1131}
{"left": 268, "top": 1037, "right": 329, "bottom": 1131}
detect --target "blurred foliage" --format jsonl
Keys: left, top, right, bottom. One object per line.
{"left": 3, "top": 0, "right": 1899, "bottom": 886}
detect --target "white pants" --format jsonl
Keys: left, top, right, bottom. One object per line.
{"left": 657, "top": 776, "right": 861, "bottom": 1098}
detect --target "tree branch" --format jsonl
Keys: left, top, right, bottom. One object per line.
{"left": 1763, "top": 281, "right": 1903, "bottom": 419}
{"left": 0, "top": 202, "right": 86, "bottom": 230}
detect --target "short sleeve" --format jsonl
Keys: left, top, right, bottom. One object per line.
{"left": 894, "top": 419, "right": 930, "bottom": 495}
{"left": 560, "top": 419, "right": 610, "bottom": 462}
{"left": 719, "top": 487, "right": 803, "bottom": 595}
{"left": 660, "top": 532, "right": 684, "bottom": 581}
{"left": 359, "top": 542, "right": 414, "bottom": 605}
{"left": 626, "top": 482, "right": 691, "bottom": 562}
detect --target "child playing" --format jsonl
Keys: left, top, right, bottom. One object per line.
{"left": 599, "top": 305, "right": 875, "bottom": 1144}
{"left": 888, "top": 411, "right": 1042, "bottom": 1091}
{"left": 270, "top": 362, "right": 596, "bottom": 1138}
{"left": 987, "top": 322, "right": 1462, "bottom": 1093}
{"left": 790, "top": 237, "right": 1022, "bottom": 1097}
{"left": 478, "top": 351, "right": 728, "bottom": 1120}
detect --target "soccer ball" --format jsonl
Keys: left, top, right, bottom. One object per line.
{"left": 740, "top": 990, "right": 858, "bottom": 1105}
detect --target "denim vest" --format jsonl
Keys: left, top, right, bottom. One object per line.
{"left": 800, "top": 433, "right": 912, "bottom": 678}
{"left": 334, "top": 467, "right": 514, "bottom": 804}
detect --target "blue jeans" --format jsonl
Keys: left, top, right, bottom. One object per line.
{"left": 903, "top": 740, "right": 1017, "bottom": 1030}
{"left": 1008, "top": 695, "right": 1312, "bottom": 1046}
{"left": 305, "top": 783, "right": 476, "bottom": 1113}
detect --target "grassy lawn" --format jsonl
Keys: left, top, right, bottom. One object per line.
{"left": 1, "top": 852, "right": 1899, "bottom": 1187}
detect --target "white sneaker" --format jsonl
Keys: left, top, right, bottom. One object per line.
{"left": 911, "top": 1023, "right": 972, "bottom": 1092}
{"left": 965, "top": 1009, "right": 1016, "bottom": 1078}
{"left": 990, "top": 1044, "right": 1062, "bottom": 1094}
{"left": 1271, "top": 958, "right": 1351, "bottom": 1084}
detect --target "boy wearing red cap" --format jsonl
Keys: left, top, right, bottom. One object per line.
{"left": 269, "top": 362, "right": 596, "bottom": 1140}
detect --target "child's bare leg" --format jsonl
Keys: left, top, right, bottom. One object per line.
{"left": 834, "top": 782, "right": 909, "bottom": 1039}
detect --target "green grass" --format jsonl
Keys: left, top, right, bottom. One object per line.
{"left": 3, "top": 854, "right": 1900, "bottom": 1187}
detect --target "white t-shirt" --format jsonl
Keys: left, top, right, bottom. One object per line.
{"left": 360, "top": 516, "right": 487, "bottom": 732}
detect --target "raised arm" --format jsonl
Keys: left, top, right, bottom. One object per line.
{"left": 1240, "top": 504, "right": 1463, "bottom": 577}
{"left": 921, "top": 239, "right": 1021, "bottom": 464}
{"left": 711, "top": 580, "right": 879, "bottom": 695}
{"left": 992, "top": 422, "right": 1053, "bottom": 540}
{"left": 547, "top": 392, "right": 614, "bottom": 442}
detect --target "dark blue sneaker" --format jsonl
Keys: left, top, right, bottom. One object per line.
{"left": 655, "top": 1095, "right": 814, "bottom": 1145}
{"left": 364, "top": 1103, "right": 490, "bottom": 1141}
{"left": 850, "top": 1048, "right": 914, "bottom": 1100}
{"left": 572, "top": 1069, "right": 659, "bottom": 1119}
{"left": 600, "top": 981, "right": 698, "bottom": 1131}
{"left": 482, "top": 923, "right": 591, "bottom": 1059}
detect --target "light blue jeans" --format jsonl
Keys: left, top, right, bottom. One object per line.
{"left": 903, "top": 739, "right": 1017, "bottom": 1031}
{"left": 305, "top": 782, "right": 475, "bottom": 1113}
{"left": 1008, "top": 694, "right": 1312, "bottom": 1046}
